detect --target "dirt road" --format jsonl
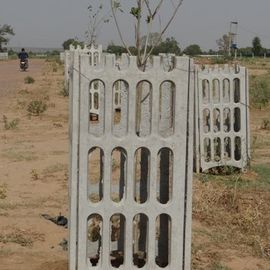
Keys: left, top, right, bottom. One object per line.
{"left": 0, "top": 59, "right": 44, "bottom": 97}
{"left": 0, "top": 59, "right": 68, "bottom": 270}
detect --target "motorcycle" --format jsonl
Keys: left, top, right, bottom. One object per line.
{"left": 20, "top": 59, "right": 28, "bottom": 71}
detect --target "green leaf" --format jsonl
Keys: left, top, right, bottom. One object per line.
{"left": 130, "top": 7, "right": 140, "bottom": 19}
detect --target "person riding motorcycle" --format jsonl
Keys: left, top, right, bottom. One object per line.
{"left": 18, "top": 48, "right": 29, "bottom": 70}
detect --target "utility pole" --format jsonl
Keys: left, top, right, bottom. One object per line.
{"left": 228, "top": 21, "right": 238, "bottom": 58}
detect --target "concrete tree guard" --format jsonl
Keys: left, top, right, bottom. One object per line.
{"left": 69, "top": 53, "right": 194, "bottom": 270}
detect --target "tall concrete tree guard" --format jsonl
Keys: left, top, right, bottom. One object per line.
{"left": 69, "top": 51, "right": 194, "bottom": 270}
{"left": 69, "top": 1, "right": 194, "bottom": 269}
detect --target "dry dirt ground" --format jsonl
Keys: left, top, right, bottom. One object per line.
{"left": 0, "top": 58, "right": 269, "bottom": 270}
{"left": 0, "top": 59, "right": 68, "bottom": 270}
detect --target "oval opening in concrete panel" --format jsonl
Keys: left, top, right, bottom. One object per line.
{"left": 89, "top": 79, "right": 105, "bottom": 136}
{"left": 161, "top": 54, "right": 175, "bottom": 72}
{"left": 234, "top": 136, "right": 242, "bottom": 161}
{"left": 110, "top": 214, "right": 125, "bottom": 268}
{"left": 87, "top": 214, "right": 102, "bottom": 267}
{"left": 223, "top": 78, "right": 230, "bottom": 103}
{"left": 213, "top": 108, "right": 221, "bottom": 133}
{"left": 212, "top": 79, "right": 220, "bottom": 104}
{"left": 134, "top": 148, "right": 150, "bottom": 204}
{"left": 155, "top": 214, "right": 171, "bottom": 268}
{"left": 157, "top": 148, "right": 173, "bottom": 204}
{"left": 89, "top": 53, "right": 93, "bottom": 66}
{"left": 136, "top": 81, "right": 152, "bottom": 137}
{"left": 112, "top": 80, "right": 129, "bottom": 137}
{"left": 204, "top": 137, "right": 211, "bottom": 162}
{"left": 234, "top": 78, "right": 241, "bottom": 103}
{"left": 234, "top": 107, "right": 241, "bottom": 132}
{"left": 223, "top": 108, "right": 231, "bottom": 133}
{"left": 224, "top": 137, "right": 231, "bottom": 160}
{"left": 202, "top": 79, "right": 210, "bottom": 104}
{"left": 133, "top": 214, "right": 149, "bottom": 268}
{"left": 214, "top": 137, "right": 221, "bottom": 162}
{"left": 88, "top": 147, "right": 104, "bottom": 203}
{"left": 203, "top": 109, "right": 211, "bottom": 133}
{"left": 159, "top": 81, "right": 175, "bottom": 137}
{"left": 111, "top": 147, "right": 127, "bottom": 203}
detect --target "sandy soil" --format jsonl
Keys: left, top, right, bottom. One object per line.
{"left": 0, "top": 59, "right": 68, "bottom": 270}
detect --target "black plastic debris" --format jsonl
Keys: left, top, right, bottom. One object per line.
{"left": 41, "top": 213, "right": 68, "bottom": 228}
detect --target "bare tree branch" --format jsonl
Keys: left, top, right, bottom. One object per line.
{"left": 111, "top": 0, "right": 132, "bottom": 55}
{"left": 169, "top": 0, "right": 176, "bottom": 9}
{"left": 143, "top": 0, "right": 153, "bottom": 17}
{"left": 152, "top": 0, "right": 164, "bottom": 19}
{"left": 143, "top": 0, "right": 184, "bottom": 65}
{"left": 86, "top": 4, "right": 111, "bottom": 46}
{"left": 136, "top": 0, "right": 143, "bottom": 65}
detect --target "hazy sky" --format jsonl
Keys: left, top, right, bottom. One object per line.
{"left": 1, "top": 0, "right": 270, "bottom": 50}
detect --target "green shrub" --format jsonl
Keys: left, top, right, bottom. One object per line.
{"left": 3, "top": 115, "right": 19, "bottom": 130}
{"left": 261, "top": 119, "right": 270, "bottom": 130}
{"left": 24, "top": 76, "right": 35, "bottom": 84}
{"left": 27, "top": 100, "right": 47, "bottom": 116}
{"left": 250, "top": 75, "right": 270, "bottom": 109}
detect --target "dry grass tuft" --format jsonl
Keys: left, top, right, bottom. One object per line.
{"left": 0, "top": 228, "right": 44, "bottom": 247}
{"left": 193, "top": 174, "right": 270, "bottom": 258}
{"left": 0, "top": 184, "right": 7, "bottom": 199}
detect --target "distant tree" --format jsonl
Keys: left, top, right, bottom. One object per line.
{"left": 265, "top": 48, "right": 270, "bottom": 57}
{"left": 62, "top": 38, "right": 84, "bottom": 50}
{"left": 106, "top": 43, "right": 126, "bottom": 55}
{"left": 152, "top": 37, "right": 181, "bottom": 55}
{"left": 183, "top": 44, "right": 202, "bottom": 56}
{"left": 207, "top": 49, "right": 217, "bottom": 55}
{"left": 141, "top": 32, "right": 161, "bottom": 48}
{"left": 128, "top": 46, "right": 138, "bottom": 55}
{"left": 7, "top": 48, "right": 16, "bottom": 55}
{"left": 216, "top": 34, "right": 230, "bottom": 55}
{"left": 252, "top": 36, "right": 263, "bottom": 56}
{"left": 238, "top": 47, "right": 253, "bottom": 57}
{"left": 0, "top": 24, "right": 15, "bottom": 52}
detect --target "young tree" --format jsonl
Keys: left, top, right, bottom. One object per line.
{"left": 111, "top": 0, "right": 184, "bottom": 68}
{"left": 85, "top": 2, "right": 111, "bottom": 46}
{"left": 106, "top": 43, "right": 126, "bottom": 55}
{"left": 252, "top": 36, "right": 263, "bottom": 56}
{"left": 0, "top": 24, "right": 15, "bottom": 52}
